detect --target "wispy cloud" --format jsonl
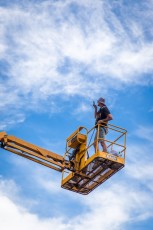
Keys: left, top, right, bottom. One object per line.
{"left": 1, "top": 174, "right": 153, "bottom": 230}
{"left": 0, "top": 112, "right": 25, "bottom": 130}
{"left": 125, "top": 141, "right": 153, "bottom": 193}
{"left": 0, "top": 0, "right": 153, "bottom": 120}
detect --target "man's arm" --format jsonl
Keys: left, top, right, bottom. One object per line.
{"left": 93, "top": 104, "right": 98, "bottom": 118}
{"left": 97, "top": 114, "right": 113, "bottom": 124}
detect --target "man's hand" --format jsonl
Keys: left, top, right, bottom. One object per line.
{"left": 93, "top": 104, "right": 97, "bottom": 109}
{"left": 97, "top": 120, "right": 103, "bottom": 124}
{"left": 93, "top": 101, "right": 97, "bottom": 109}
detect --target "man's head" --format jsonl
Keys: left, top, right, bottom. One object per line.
{"left": 97, "top": 97, "right": 105, "bottom": 106}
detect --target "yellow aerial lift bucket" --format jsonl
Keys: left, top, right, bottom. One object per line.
{"left": 61, "top": 124, "right": 127, "bottom": 195}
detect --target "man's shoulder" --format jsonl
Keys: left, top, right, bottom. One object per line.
{"left": 101, "top": 106, "right": 111, "bottom": 114}
{"left": 100, "top": 106, "right": 108, "bottom": 111}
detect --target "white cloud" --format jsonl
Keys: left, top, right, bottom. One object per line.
{"left": 124, "top": 135, "right": 153, "bottom": 193}
{"left": 73, "top": 102, "right": 91, "bottom": 115}
{"left": 0, "top": 0, "right": 153, "bottom": 114}
{"left": 0, "top": 177, "right": 19, "bottom": 198}
{"left": 1, "top": 175, "right": 153, "bottom": 230}
{"left": 0, "top": 113, "right": 25, "bottom": 130}
{"left": 0, "top": 0, "right": 153, "bottom": 127}
{"left": 31, "top": 167, "right": 62, "bottom": 194}
{"left": 80, "top": 185, "right": 153, "bottom": 229}
{"left": 0, "top": 195, "right": 67, "bottom": 230}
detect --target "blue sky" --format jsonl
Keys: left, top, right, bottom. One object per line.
{"left": 0, "top": 0, "right": 153, "bottom": 229}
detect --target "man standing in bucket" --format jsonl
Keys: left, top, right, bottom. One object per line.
{"left": 93, "top": 97, "right": 113, "bottom": 152}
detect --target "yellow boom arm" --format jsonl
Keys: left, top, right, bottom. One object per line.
{"left": 0, "top": 131, "right": 70, "bottom": 172}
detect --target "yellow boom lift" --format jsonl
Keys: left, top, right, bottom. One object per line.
{"left": 0, "top": 124, "right": 127, "bottom": 195}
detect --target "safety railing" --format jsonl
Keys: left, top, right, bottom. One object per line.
{"left": 86, "top": 123, "right": 127, "bottom": 160}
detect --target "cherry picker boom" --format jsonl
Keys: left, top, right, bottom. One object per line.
{"left": 0, "top": 124, "right": 127, "bottom": 195}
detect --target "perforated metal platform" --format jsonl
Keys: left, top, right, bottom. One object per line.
{"left": 61, "top": 151, "right": 124, "bottom": 195}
